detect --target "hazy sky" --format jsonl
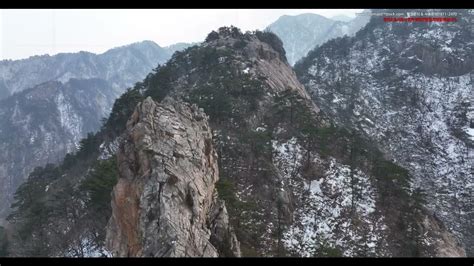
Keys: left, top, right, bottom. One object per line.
{"left": 0, "top": 9, "right": 362, "bottom": 60}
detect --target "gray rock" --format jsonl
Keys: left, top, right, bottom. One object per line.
{"left": 106, "top": 97, "right": 240, "bottom": 257}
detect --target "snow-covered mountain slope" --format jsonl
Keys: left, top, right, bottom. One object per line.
{"left": 295, "top": 9, "right": 473, "bottom": 255}
{"left": 0, "top": 40, "right": 193, "bottom": 100}
{"left": 272, "top": 138, "right": 389, "bottom": 256}
{"left": 0, "top": 78, "right": 118, "bottom": 220}
{"left": 266, "top": 12, "right": 370, "bottom": 66}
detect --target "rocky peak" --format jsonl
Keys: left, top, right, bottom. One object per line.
{"left": 204, "top": 26, "right": 288, "bottom": 66}
{"left": 166, "top": 27, "right": 316, "bottom": 113}
{"left": 106, "top": 97, "right": 240, "bottom": 257}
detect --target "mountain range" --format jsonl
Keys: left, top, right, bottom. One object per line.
{"left": 0, "top": 9, "right": 472, "bottom": 257}
{"left": 0, "top": 40, "right": 196, "bottom": 100}
{"left": 0, "top": 12, "right": 369, "bottom": 223}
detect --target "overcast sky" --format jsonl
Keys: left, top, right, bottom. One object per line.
{"left": 0, "top": 9, "right": 362, "bottom": 60}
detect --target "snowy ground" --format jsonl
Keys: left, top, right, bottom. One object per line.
{"left": 272, "top": 138, "right": 388, "bottom": 256}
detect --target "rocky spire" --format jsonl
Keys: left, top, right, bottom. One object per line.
{"left": 105, "top": 97, "right": 240, "bottom": 257}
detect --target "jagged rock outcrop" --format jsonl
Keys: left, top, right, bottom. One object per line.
{"left": 106, "top": 97, "right": 240, "bottom": 257}
{"left": 421, "top": 213, "right": 466, "bottom": 257}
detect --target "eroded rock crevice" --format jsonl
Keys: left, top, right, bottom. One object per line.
{"left": 106, "top": 97, "right": 240, "bottom": 257}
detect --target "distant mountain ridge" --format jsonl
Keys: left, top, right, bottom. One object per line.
{"left": 0, "top": 40, "right": 194, "bottom": 100}
{"left": 330, "top": 15, "right": 354, "bottom": 22}
{"left": 266, "top": 12, "right": 370, "bottom": 65}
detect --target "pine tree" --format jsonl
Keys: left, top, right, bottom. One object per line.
{"left": 7, "top": 164, "right": 60, "bottom": 256}
{"left": 0, "top": 226, "right": 8, "bottom": 256}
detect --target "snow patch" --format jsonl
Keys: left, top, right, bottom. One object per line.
{"left": 464, "top": 127, "right": 474, "bottom": 141}
{"left": 55, "top": 91, "right": 83, "bottom": 150}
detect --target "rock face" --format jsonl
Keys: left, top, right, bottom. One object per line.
{"left": 106, "top": 97, "right": 240, "bottom": 257}
{"left": 421, "top": 214, "right": 466, "bottom": 257}
{"left": 295, "top": 9, "right": 473, "bottom": 255}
